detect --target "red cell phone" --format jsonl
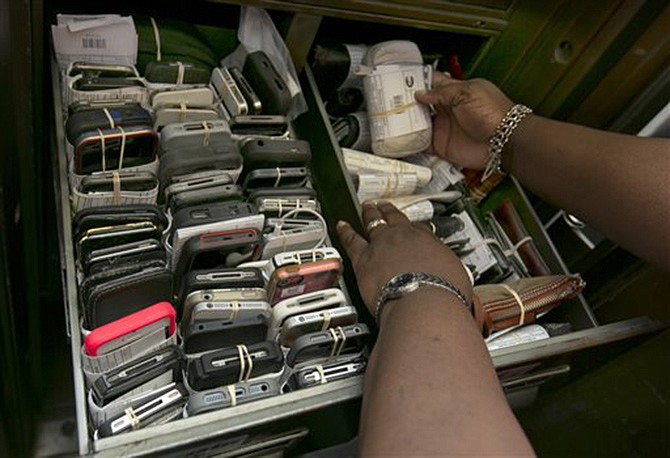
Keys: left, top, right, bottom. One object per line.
{"left": 83, "top": 301, "right": 176, "bottom": 356}
{"left": 266, "top": 259, "right": 342, "bottom": 305}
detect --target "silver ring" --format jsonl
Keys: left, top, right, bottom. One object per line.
{"left": 366, "top": 218, "right": 388, "bottom": 233}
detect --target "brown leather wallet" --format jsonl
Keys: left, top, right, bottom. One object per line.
{"left": 474, "top": 274, "right": 585, "bottom": 336}
{"left": 494, "top": 200, "right": 552, "bottom": 276}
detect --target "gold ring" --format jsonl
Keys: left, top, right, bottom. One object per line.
{"left": 366, "top": 218, "right": 388, "bottom": 233}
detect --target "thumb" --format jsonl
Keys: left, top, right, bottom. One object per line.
{"left": 415, "top": 82, "right": 470, "bottom": 109}
{"left": 414, "top": 89, "right": 442, "bottom": 106}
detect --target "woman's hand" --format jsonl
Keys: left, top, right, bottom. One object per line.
{"left": 336, "top": 201, "right": 472, "bottom": 316}
{"left": 415, "top": 73, "right": 514, "bottom": 170}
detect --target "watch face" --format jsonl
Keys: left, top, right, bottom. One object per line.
{"left": 389, "top": 272, "right": 418, "bottom": 293}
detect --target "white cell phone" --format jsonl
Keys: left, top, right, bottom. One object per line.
{"left": 181, "top": 287, "right": 268, "bottom": 326}
{"left": 190, "top": 300, "right": 271, "bottom": 324}
{"left": 154, "top": 106, "right": 220, "bottom": 130}
{"left": 272, "top": 247, "right": 341, "bottom": 269}
{"left": 151, "top": 87, "right": 216, "bottom": 109}
{"left": 262, "top": 219, "right": 326, "bottom": 260}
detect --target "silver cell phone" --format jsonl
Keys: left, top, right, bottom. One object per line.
{"left": 279, "top": 305, "right": 358, "bottom": 347}
{"left": 151, "top": 87, "right": 216, "bottom": 109}
{"left": 86, "top": 238, "right": 162, "bottom": 265}
{"left": 97, "top": 317, "right": 173, "bottom": 355}
{"left": 285, "top": 323, "right": 370, "bottom": 367}
{"left": 229, "top": 67, "right": 262, "bottom": 115}
{"left": 255, "top": 198, "right": 321, "bottom": 217}
{"left": 154, "top": 106, "right": 219, "bottom": 130}
{"left": 262, "top": 219, "right": 326, "bottom": 260}
{"left": 97, "top": 384, "right": 188, "bottom": 437}
{"left": 272, "top": 247, "right": 342, "bottom": 269}
{"left": 211, "top": 67, "right": 248, "bottom": 116}
{"left": 186, "top": 377, "right": 279, "bottom": 416}
{"left": 160, "top": 120, "right": 232, "bottom": 152}
{"left": 190, "top": 300, "right": 271, "bottom": 323}
{"left": 164, "top": 174, "right": 233, "bottom": 203}
{"left": 181, "top": 287, "right": 268, "bottom": 325}
{"left": 291, "top": 357, "right": 366, "bottom": 389}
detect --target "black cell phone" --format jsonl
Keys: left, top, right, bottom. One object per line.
{"left": 69, "top": 62, "right": 137, "bottom": 78}
{"left": 247, "top": 186, "right": 317, "bottom": 202}
{"left": 73, "top": 76, "right": 145, "bottom": 91}
{"left": 240, "top": 138, "right": 312, "bottom": 169}
{"left": 145, "top": 61, "right": 211, "bottom": 84}
{"left": 79, "top": 258, "right": 167, "bottom": 305}
{"left": 229, "top": 66, "right": 262, "bottom": 115}
{"left": 169, "top": 184, "right": 243, "bottom": 214}
{"left": 171, "top": 201, "right": 256, "bottom": 231}
{"left": 92, "top": 346, "right": 184, "bottom": 406}
{"left": 285, "top": 323, "right": 370, "bottom": 367}
{"left": 242, "top": 51, "right": 292, "bottom": 115}
{"left": 229, "top": 115, "right": 288, "bottom": 136}
{"left": 65, "top": 103, "right": 152, "bottom": 144}
{"left": 242, "top": 167, "right": 309, "bottom": 193}
{"left": 83, "top": 239, "right": 165, "bottom": 276}
{"left": 79, "top": 171, "right": 158, "bottom": 193}
{"left": 73, "top": 126, "right": 157, "bottom": 175}
{"left": 183, "top": 267, "right": 264, "bottom": 298}
{"left": 187, "top": 341, "right": 283, "bottom": 391}
{"left": 76, "top": 222, "right": 162, "bottom": 264}
{"left": 158, "top": 145, "right": 242, "bottom": 189}
{"left": 73, "top": 205, "right": 168, "bottom": 237}
{"left": 182, "top": 316, "right": 269, "bottom": 355}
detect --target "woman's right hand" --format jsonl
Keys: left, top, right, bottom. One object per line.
{"left": 415, "top": 73, "right": 515, "bottom": 170}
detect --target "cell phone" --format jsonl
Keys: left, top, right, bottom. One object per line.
{"left": 77, "top": 221, "right": 161, "bottom": 264}
{"left": 240, "top": 138, "right": 311, "bottom": 170}
{"left": 279, "top": 305, "right": 358, "bottom": 347}
{"left": 272, "top": 247, "right": 342, "bottom": 269}
{"left": 285, "top": 324, "right": 370, "bottom": 367}
{"left": 164, "top": 175, "right": 234, "bottom": 205}
{"left": 151, "top": 87, "right": 215, "bottom": 109}
{"left": 83, "top": 302, "right": 176, "bottom": 356}
{"left": 79, "top": 171, "right": 158, "bottom": 193}
{"left": 158, "top": 145, "right": 242, "bottom": 187}
{"left": 174, "top": 229, "right": 264, "bottom": 294}
{"left": 266, "top": 259, "right": 343, "bottom": 305}
{"left": 68, "top": 99, "right": 139, "bottom": 115}
{"left": 65, "top": 103, "right": 152, "bottom": 144}
{"left": 262, "top": 219, "right": 326, "bottom": 260}
{"left": 268, "top": 288, "right": 347, "bottom": 341}
{"left": 160, "top": 120, "right": 232, "bottom": 152}
{"left": 229, "top": 66, "right": 262, "bottom": 115}
{"left": 186, "top": 377, "right": 279, "bottom": 416}
{"left": 229, "top": 115, "right": 288, "bottom": 136}
{"left": 247, "top": 187, "right": 317, "bottom": 202}
{"left": 145, "top": 61, "right": 210, "bottom": 84}
{"left": 73, "top": 205, "right": 167, "bottom": 237}
{"left": 242, "top": 51, "right": 292, "bottom": 115}
{"left": 169, "top": 184, "right": 243, "bottom": 214}
{"left": 211, "top": 67, "right": 248, "bottom": 116}
{"left": 73, "top": 76, "right": 145, "bottom": 91}
{"left": 183, "top": 268, "right": 265, "bottom": 298}
{"left": 182, "top": 315, "right": 269, "bottom": 354}
{"left": 83, "top": 238, "right": 164, "bottom": 274}
{"left": 97, "top": 384, "right": 188, "bottom": 438}
{"left": 92, "top": 346, "right": 184, "bottom": 406}
{"left": 181, "top": 287, "right": 268, "bottom": 324}
{"left": 288, "top": 357, "right": 366, "bottom": 390}
{"left": 242, "top": 167, "right": 309, "bottom": 193}
{"left": 73, "top": 126, "right": 157, "bottom": 175}
{"left": 189, "top": 299, "right": 271, "bottom": 324}
{"left": 154, "top": 106, "right": 219, "bottom": 130}
{"left": 69, "top": 62, "right": 137, "bottom": 78}
{"left": 187, "top": 341, "right": 283, "bottom": 391}
{"left": 255, "top": 198, "right": 320, "bottom": 218}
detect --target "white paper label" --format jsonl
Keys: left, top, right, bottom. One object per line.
{"left": 406, "top": 153, "right": 465, "bottom": 193}
{"left": 356, "top": 173, "right": 418, "bottom": 201}
{"left": 486, "top": 324, "right": 550, "bottom": 351}
{"left": 342, "top": 147, "right": 432, "bottom": 186}
{"left": 52, "top": 14, "right": 138, "bottom": 70}
{"left": 363, "top": 64, "right": 431, "bottom": 141}
{"left": 443, "top": 211, "right": 498, "bottom": 280}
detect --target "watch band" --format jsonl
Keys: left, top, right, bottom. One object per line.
{"left": 374, "top": 272, "right": 471, "bottom": 325}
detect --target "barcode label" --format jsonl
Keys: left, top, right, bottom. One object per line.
{"left": 82, "top": 37, "right": 107, "bottom": 49}
{"left": 392, "top": 94, "right": 404, "bottom": 108}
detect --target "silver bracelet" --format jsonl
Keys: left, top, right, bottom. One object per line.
{"left": 481, "top": 104, "right": 533, "bottom": 182}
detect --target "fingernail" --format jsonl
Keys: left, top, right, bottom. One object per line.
{"left": 336, "top": 220, "right": 348, "bottom": 229}
{"left": 362, "top": 201, "right": 376, "bottom": 209}
{"left": 415, "top": 89, "right": 427, "bottom": 96}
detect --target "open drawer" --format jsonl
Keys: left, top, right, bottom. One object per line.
{"left": 294, "top": 66, "right": 665, "bottom": 405}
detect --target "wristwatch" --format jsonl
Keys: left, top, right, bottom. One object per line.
{"left": 374, "top": 272, "right": 471, "bottom": 324}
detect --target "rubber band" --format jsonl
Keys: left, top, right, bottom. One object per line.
{"left": 97, "top": 128, "right": 106, "bottom": 171}
{"left": 202, "top": 121, "right": 210, "bottom": 146}
{"left": 274, "top": 167, "right": 282, "bottom": 188}
{"left": 112, "top": 171, "right": 121, "bottom": 206}
{"left": 175, "top": 61, "right": 185, "bottom": 85}
{"left": 179, "top": 102, "right": 187, "bottom": 123}
{"left": 328, "top": 328, "right": 339, "bottom": 358}
{"left": 117, "top": 126, "right": 127, "bottom": 170}
{"left": 227, "top": 385, "right": 237, "bottom": 407}
{"left": 499, "top": 283, "right": 526, "bottom": 326}
{"left": 429, "top": 221, "right": 437, "bottom": 235}
{"left": 513, "top": 236, "right": 532, "bottom": 251}
{"left": 334, "top": 326, "right": 347, "bottom": 357}
{"left": 368, "top": 100, "right": 422, "bottom": 119}
{"left": 321, "top": 310, "right": 332, "bottom": 331}
{"left": 236, "top": 345, "right": 246, "bottom": 383}
{"left": 277, "top": 200, "right": 283, "bottom": 217}
{"left": 150, "top": 18, "right": 161, "bottom": 61}
{"left": 314, "top": 364, "right": 327, "bottom": 384}
{"left": 236, "top": 344, "right": 253, "bottom": 382}
{"left": 311, "top": 250, "right": 317, "bottom": 263}
{"left": 230, "top": 300, "right": 239, "bottom": 322}
{"left": 102, "top": 108, "right": 115, "bottom": 128}
{"left": 124, "top": 407, "right": 140, "bottom": 430}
